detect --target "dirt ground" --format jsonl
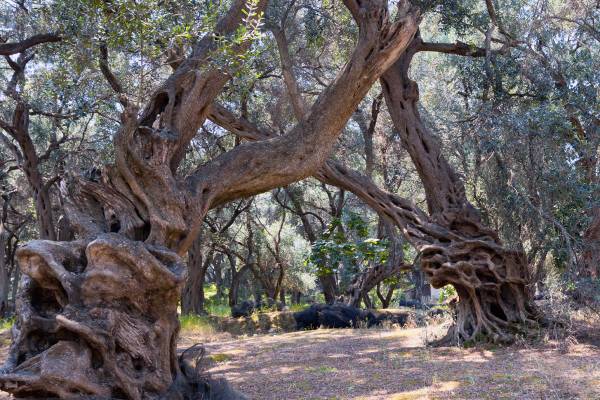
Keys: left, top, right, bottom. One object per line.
{"left": 1, "top": 323, "right": 599, "bottom": 399}
{"left": 188, "top": 325, "right": 600, "bottom": 400}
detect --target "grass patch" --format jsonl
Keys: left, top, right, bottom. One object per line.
{"left": 202, "top": 284, "right": 231, "bottom": 317}
{"left": 209, "top": 353, "right": 233, "bottom": 363}
{"left": 306, "top": 365, "right": 338, "bottom": 374}
{"left": 288, "top": 303, "right": 311, "bottom": 312}
{"left": 206, "top": 303, "right": 231, "bottom": 317}
{"left": 0, "top": 318, "right": 14, "bottom": 331}
{"left": 179, "top": 314, "right": 215, "bottom": 335}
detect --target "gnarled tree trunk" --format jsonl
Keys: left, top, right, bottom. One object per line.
{"left": 377, "top": 36, "right": 539, "bottom": 343}
{"left": 3, "top": 236, "right": 187, "bottom": 399}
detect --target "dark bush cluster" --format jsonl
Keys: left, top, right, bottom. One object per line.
{"left": 293, "top": 304, "right": 409, "bottom": 330}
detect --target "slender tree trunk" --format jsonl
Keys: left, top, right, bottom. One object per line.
{"left": 253, "top": 285, "right": 263, "bottom": 306}
{"left": 376, "top": 282, "right": 396, "bottom": 309}
{"left": 181, "top": 237, "right": 213, "bottom": 315}
{"left": 0, "top": 212, "right": 9, "bottom": 318}
{"left": 319, "top": 274, "right": 338, "bottom": 304}
{"left": 362, "top": 293, "right": 373, "bottom": 309}
{"left": 31, "top": 182, "right": 56, "bottom": 241}
{"left": 273, "top": 264, "right": 285, "bottom": 302}
{"left": 10, "top": 265, "right": 19, "bottom": 315}
{"left": 227, "top": 252, "right": 251, "bottom": 308}
{"left": 228, "top": 264, "right": 241, "bottom": 307}
{"left": 9, "top": 103, "right": 57, "bottom": 241}
{"left": 214, "top": 255, "right": 224, "bottom": 299}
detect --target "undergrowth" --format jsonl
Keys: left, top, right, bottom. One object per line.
{"left": 0, "top": 318, "right": 14, "bottom": 331}
{"left": 179, "top": 314, "right": 216, "bottom": 335}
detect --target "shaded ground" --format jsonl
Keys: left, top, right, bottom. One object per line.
{"left": 0, "top": 323, "right": 599, "bottom": 399}
{"left": 189, "top": 325, "right": 600, "bottom": 400}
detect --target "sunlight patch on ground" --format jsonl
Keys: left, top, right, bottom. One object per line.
{"left": 388, "top": 387, "right": 429, "bottom": 400}
{"left": 173, "top": 324, "right": 600, "bottom": 400}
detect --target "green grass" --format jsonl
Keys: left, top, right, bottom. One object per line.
{"left": 305, "top": 365, "right": 338, "bottom": 374}
{"left": 203, "top": 284, "right": 231, "bottom": 317}
{"left": 288, "top": 303, "right": 311, "bottom": 312}
{"left": 0, "top": 318, "right": 14, "bottom": 331}
{"left": 209, "top": 353, "right": 233, "bottom": 363}
{"left": 204, "top": 283, "right": 218, "bottom": 299}
{"left": 206, "top": 302, "right": 231, "bottom": 317}
{"left": 179, "top": 314, "right": 215, "bottom": 335}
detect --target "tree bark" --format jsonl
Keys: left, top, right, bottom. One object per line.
{"left": 0, "top": 199, "right": 10, "bottom": 317}
{"left": 345, "top": 262, "right": 412, "bottom": 307}
{"left": 582, "top": 208, "right": 600, "bottom": 278}
{"left": 227, "top": 254, "right": 251, "bottom": 308}
{"left": 213, "top": 254, "right": 225, "bottom": 300}
{"left": 181, "top": 237, "right": 213, "bottom": 315}
{"left": 3, "top": 102, "right": 57, "bottom": 241}
{"left": 0, "top": 34, "right": 61, "bottom": 56}
{"left": 319, "top": 273, "right": 339, "bottom": 305}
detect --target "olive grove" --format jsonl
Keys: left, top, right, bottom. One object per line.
{"left": 0, "top": 0, "right": 598, "bottom": 398}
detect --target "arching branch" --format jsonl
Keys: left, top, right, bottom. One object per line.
{"left": 0, "top": 33, "right": 61, "bottom": 56}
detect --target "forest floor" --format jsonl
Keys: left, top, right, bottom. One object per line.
{"left": 180, "top": 321, "right": 600, "bottom": 400}
{"left": 0, "top": 321, "right": 599, "bottom": 399}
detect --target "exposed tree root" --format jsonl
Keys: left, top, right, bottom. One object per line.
{"left": 419, "top": 220, "right": 543, "bottom": 344}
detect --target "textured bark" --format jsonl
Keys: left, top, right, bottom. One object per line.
{"left": 582, "top": 208, "right": 600, "bottom": 278}
{"left": 0, "top": 199, "right": 10, "bottom": 317}
{"left": 320, "top": 159, "right": 539, "bottom": 344}
{"left": 1, "top": 101, "right": 57, "bottom": 241}
{"left": 181, "top": 237, "right": 213, "bottom": 315}
{"left": 0, "top": 2, "right": 420, "bottom": 397}
{"left": 318, "top": 274, "right": 338, "bottom": 305}
{"left": 2, "top": 236, "right": 186, "bottom": 399}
